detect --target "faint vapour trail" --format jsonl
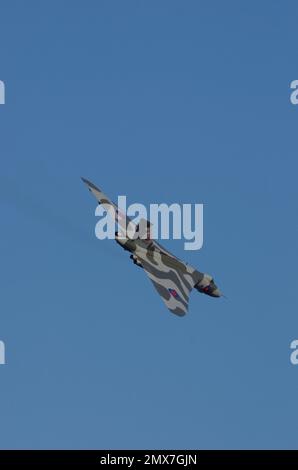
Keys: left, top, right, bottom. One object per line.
{"left": 0, "top": 175, "right": 91, "bottom": 245}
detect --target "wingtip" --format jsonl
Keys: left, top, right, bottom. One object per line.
{"left": 81, "top": 177, "right": 100, "bottom": 192}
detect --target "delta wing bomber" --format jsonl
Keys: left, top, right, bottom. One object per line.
{"left": 82, "top": 178, "right": 222, "bottom": 316}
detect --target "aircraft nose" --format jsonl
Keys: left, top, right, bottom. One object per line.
{"left": 212, "top": 288, "right": 222, "bottom": 297}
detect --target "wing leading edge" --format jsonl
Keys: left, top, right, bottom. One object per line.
{"left": 81, "top": 177, "right": 136, "bottom": 233}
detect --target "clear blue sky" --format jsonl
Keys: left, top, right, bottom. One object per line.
{"left": 0, "top": 0, "right": 297, "bottom": 449}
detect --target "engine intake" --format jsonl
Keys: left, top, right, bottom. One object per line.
{"left": 130, "top": 254, "right": 143, "bottom": 268}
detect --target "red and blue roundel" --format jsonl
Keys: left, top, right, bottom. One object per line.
{"left": 168, "top": 288, "right": 181, "bottom": 301}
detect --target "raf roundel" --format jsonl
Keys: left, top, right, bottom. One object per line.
{"left": 168, "top": 288, "right": 181, "bottom": 301}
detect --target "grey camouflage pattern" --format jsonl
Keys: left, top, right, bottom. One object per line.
{"left": 82, "top": 178, "right": 221, "bottom": 316}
